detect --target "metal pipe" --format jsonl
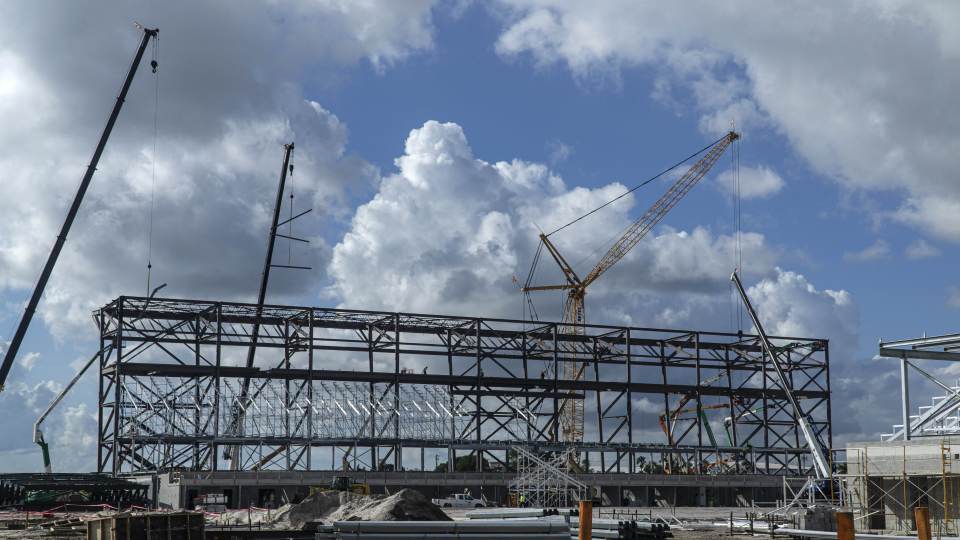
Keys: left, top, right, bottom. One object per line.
{"left": 774, "top": 529, "right": 958, "bottom": 540}
{"left": 334, "top": 521, "right": 571, "bottom": 534}
{"left": 335, "top": 535, "right": 572, "bottom": 540}
{"left": 0, "top": 25, "right": 158, "bottom": 391}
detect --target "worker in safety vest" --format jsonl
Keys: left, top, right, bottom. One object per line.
{"left": 519, "top": 493, "right": 526, "bottom": 507}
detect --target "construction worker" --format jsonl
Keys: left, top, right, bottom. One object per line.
{"left": 519, "top": 493, "right": 526, "bottom": 507}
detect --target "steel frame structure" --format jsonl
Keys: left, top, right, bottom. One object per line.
{"left": 95, "top": 296, "right": 832, "bottom": 475}
{"left": 880, "top": 334, "right": 960, "bottom": 441}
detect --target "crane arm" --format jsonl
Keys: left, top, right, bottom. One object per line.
{"left": 730, "top": 270, "right": 831, "bottom": 480}
{"left": 0, "top": 26, "right": 158, "bottom": 391}
{"left": 581, "top": 131, "right": 739, "bottom": 289}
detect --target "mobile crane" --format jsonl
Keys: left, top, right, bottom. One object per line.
{"left": 0, "top": 25, "right": 159, "bottom": 392}
{"left": 730, "top": 271, "right": 831, "bottom": 481}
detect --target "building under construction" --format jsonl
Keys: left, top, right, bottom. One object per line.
{"left": 96, "top": 295, "right": 832, "bottom": 508}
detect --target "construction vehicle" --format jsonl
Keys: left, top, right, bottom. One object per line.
{"left": 523, "top": 132, "right": 739, "bottom": 444}
{"left": 730, "top": 271, "right": 833, "bottom": 489}
{"left": 658, "top": 402, "right": 731, "bottom": 447}
{"left": 431, "top": 491, "right": 486, "bottom": 509}
{"left": 0, "top": 25, "right": 158, "bottom": 393}
{"left": 328, "top": 476, "right": 371, "bottom": 496}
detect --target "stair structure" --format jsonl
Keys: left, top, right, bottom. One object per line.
{"left": 509, "top": 446, "right": 588, "bottom": 508}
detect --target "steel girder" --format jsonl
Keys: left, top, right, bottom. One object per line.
{"left": 95, "top": 296, "right": 831, "bottom": 475}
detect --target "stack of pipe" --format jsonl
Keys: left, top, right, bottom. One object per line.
{"left": 334, "top": 520, "right": 571, "bottom": 540}
{"left": 570, "top": 519, "right": 671, "bottom": 540}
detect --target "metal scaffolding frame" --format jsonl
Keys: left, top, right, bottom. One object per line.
{"left": 509, "top": 446, "right": 588, "bottom": 508}
{"left": 841, "top": 443, "right": 959, "bottom": 535}
{"left": 95, "top": 296, "right": 832, "bottom": 474}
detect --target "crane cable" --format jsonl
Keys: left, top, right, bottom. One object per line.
{"left": 544, "top": 133, "right": 728, "bottom": 238}
{"left": 728, "top": 131, "right": 743, "bottom": 333}
{"left": 524, "top": 133, "right": 728, "bottom": 324}
{"left": 145, "top": 36, "right": 160, "bottom": 296}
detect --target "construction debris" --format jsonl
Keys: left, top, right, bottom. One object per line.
{"left": 211, "top": 489, "right": 449, "bottom": 530}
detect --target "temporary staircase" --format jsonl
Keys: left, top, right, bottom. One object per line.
{"left": 508, "top": 446, "right": 588, "bottom": 508}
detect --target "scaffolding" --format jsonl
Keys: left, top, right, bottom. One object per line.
{"left": 509, "top": 446, "right": 588, "bottom": 508}
{"left": 839, "top": 441, "right": 960, "bottom": 535}
{"left": 95, "top": 296, "right": 832, "bottom": 474}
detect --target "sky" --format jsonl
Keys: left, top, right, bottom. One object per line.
{"left": 1, "top": 0, "right": 959, "bottom": 472}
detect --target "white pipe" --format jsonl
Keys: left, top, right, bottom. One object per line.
{"left": 775, "top": 528, "right": 957, "bottom": 540}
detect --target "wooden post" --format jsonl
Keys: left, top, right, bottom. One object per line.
{"left": 579, "top": 500, "right": 593, "bottom": 540}
{"left": 916, "top": 507, "right": 931, "bottom": 540}
{"left": 836, "top": 511, "right": 855, "bottom": 540}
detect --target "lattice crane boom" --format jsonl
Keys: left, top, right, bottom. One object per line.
{"left": 582, "top": 131, "right": 739, "bottom": 288}
{"left": 523, "top": 131, "right": 739, "bottom": 445}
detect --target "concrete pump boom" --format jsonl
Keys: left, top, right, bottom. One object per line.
{"left": 730, "top": 270, "right": 831, "bottom": 480}
{"left": 0, "top": 26, "right": 158, "bottom": 391}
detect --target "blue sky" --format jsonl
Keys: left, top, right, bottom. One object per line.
{"left": 1, "top": 1, "right": 958, "bottom": 471}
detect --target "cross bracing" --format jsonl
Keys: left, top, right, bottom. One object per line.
{"left": 95, "top": 296, "right": 832, "bottom": 475}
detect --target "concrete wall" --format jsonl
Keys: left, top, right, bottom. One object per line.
{"left": 136, "top": 470, "right": 783, "bottom": 510}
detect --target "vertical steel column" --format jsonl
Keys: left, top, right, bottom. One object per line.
{"left": 97, "top": 308, "right": 107, "bottom": 472}
{"left": 284, "top": 319, "right": 291, "bottom": 469}
{"left": 446, "top": 328, "right": 455, "bottom": 471}
{"left": 522, "top": 332, "right": 531, "bottom": 444}
{"left": 213, "top": 304, "right": 222, "bottom": 470}
{"left": 824, "top": 341, "right": 834, "bottom": 452}
{"left": 475, "top": 320, "right": 482, "bottom": 472}
{"left": 307, "top": 310, "right": 314, "bottom": 470}
{"left": 626, "top": 329, "right": 634, "bottom": 474}
{"left": 112, "top": 298, "right": 125, "bottom": 475}
{"left": 695, "top": 333, "right": 703, "bottom": 474}
{"left": 194, "top": 313, "right": 202, "bottom": 469}
{"left": 552, "top": 325, "right": 560, "bottom": 442}
{"left": 901, "top": 352, "right": 911, "bottom": 440}
{"left": 395, "top": 313, "right": 402, "bottom": 471}
{"left": 659, "top": 342, "right": 671, "bottom": 472}
{"left": 594, "top": 337, "right": 604, "bottom": 472}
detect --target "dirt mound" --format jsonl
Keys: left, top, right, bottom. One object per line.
{"left": 327, "top": 489, "right": 450, "bottom": 522}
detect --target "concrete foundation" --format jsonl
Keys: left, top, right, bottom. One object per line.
{"left": 137, "top": 470, "right": 782, "bottom": 510}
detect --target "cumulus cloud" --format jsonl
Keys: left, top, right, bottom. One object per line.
{"left": 330, "top": 121, "right": 882, "bottom": 441}
{"left": 0, "top": 2, "right": 444, "bottom": 340}
{"left": 330, "top": 121, "right": 777, "bottom": 325}
{"left": 0, "top": 1, "right": 446, "bottom": 469}
{"left": 715, "top": 165, "right": 785, "bottom": 199}
{"left": 905, "top": 238, "right": 940, "bottom": 260}
{"left": 843, "top": 239, "right": 890, "bottom": 262}
{"left": 491, "top": 1, "right": 960, "bottom": 240}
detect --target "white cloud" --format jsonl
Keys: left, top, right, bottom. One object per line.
{"left": 491, "top": 1, "right": 960, "bottom": 240}
{"left": 546, "top": 140, "right": 573, "bottom": 164}
{"left": 905, "top": 238, "right": 940, "bottom": 260}
{"left": 715, "top": 165, "right": 785, "bottom": 199}
{"left": 330, "top": 121, "right": 779, "bottom": 323}
{"left": 0, "top": 1, "right": 446, "bottom": 469}
{"left": 949, "top": 286, "right": 960, "bottom": 309}
{"left": 331, "top": 122, "right": 879, "bottom": 440}
{"left": 18, "top": 351, "right": 39, "bottom": 371}
{"left": 843, "top": 239, "right": 890, "bottom": 262}
{"left": 0, "top": 2, "right": 446, "bottom": 340}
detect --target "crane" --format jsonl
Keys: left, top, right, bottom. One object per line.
{"left": 0, "top": 25, "right": 159, "bottom": 391}
{"left": 730, "top": 270, "right": 831, "bottom": 481}
{"left": 523, "top": 131, "right": 739, "bottom": 443}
